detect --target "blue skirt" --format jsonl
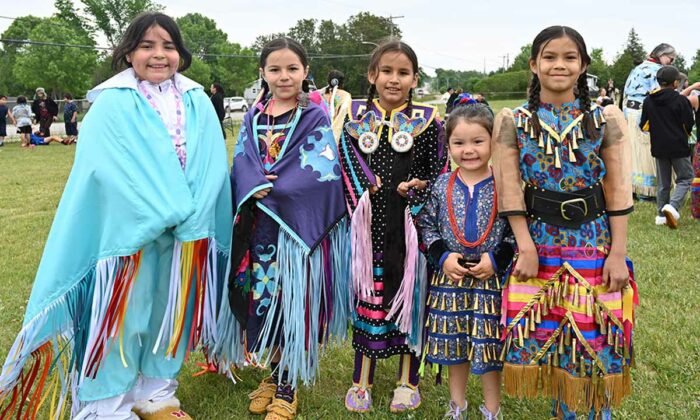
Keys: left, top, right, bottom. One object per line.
{"left": 424, "top": 273, "right": 503, "bottom": 375}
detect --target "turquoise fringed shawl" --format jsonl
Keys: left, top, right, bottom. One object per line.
{"left": 0, "top": 70, "right": 232, "bottom": 416}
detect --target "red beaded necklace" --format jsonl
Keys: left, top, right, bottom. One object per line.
{"left": 445, "top": 169, "right": 498, "bottom": 248}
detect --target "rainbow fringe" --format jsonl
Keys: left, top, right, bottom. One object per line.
{"left": 0, "top": 238, "right": 228, "bottom": 419}
{"left": 499, "top": 246, "right": 638, "bottom": 412}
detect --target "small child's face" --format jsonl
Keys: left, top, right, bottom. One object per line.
{"left": 127, "top": 24, "right": 180, "bottom": 84}
{"left": 0, "top": 98, "right": 6, "bottom": 105}
{"left": 448, "top": 121, "right": 491, "bottom": 174}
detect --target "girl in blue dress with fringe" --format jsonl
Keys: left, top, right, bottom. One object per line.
{"left": 417, "top": 103, "right": 514, "bottom": 420}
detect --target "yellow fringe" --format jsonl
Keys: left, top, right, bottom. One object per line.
{"left": 503, "top": 363, "right": 632, "bottom": 412}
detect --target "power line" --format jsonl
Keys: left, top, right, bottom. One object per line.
{"left": 1, "top": 38, "right": 109, "bottom": 50}
{"left": 0, "top": 38, "right": 372, "bottom": 59}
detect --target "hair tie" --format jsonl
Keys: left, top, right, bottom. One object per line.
{"left": 452, "top": 92, "right": 478, "bottom": 108}
{"left": 330, "top": 78, "right": 339, "bottom": 87}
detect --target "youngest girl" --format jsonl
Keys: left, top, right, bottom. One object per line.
{"left": 417, "top": 104, "right": 514, "bottom": 419}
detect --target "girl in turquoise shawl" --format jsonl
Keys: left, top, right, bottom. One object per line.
{"left": 0, "top": 13, "right": 232, "bottom": 420}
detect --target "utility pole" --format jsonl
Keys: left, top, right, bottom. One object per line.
{"left": 483, "top": 57, "right": 486, "bottom": 75}
{"left": 499, "top": 54, "right": 508, "bottom": 71}
{"left": 387, "top": 15, "right": 404, "bottom": 37}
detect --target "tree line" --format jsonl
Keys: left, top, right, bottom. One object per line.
{"left": 3, "top": 2, "right": 699, "bottom": 100}
{"left": 0, "top": 1, "right": 401, "bottom": 99}
{"left": 432, "top": 28, "right": 700, "bottom": 98}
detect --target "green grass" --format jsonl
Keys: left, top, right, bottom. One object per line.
{"left": 1, "top": 130, "right": 699, "bottom": 419}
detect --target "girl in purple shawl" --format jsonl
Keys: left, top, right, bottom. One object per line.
{"left": 225, "top": 38, "right": 350, "bottom": 420}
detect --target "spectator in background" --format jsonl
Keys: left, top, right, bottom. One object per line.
{"left": 474, "top": 92, "right": 490, "bottom": 106}
{"left": 63, "top": 93, "right": 79, "bottom": 143}
{"left": 639, "top": 65, "right": 695, "bottom": 228}
{"left": 12, "top": 96, "right": 33, "bottom": 148}
{"left": 446, "top": 88, "right": 461, "bottom": 114}
{"left": 596, "top": 87, "right": 614, "bottom": 107}
{"left": 322, "top": 69, "right": 352, "bottom": 141}
{"left": 31, "top": 87, "right": 58, "bottom": 136}
{"left": 0, "top": 95, "right": 13, "bottom": 147}
{"left": 680, "top": 78, "right": 700, "bottom": 219}
{"left": 442, "top": 86, "right": 454, "bottom": 104}
{"left": 606, "top": 79, "right": 616, "bottom": 102}
{"left": 210, "top": 82, "right": 226, "bottom": 138}
{"left": 623, "top": 43, "right": 677, "bottom": 199}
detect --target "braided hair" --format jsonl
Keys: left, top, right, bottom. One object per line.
{"left": 364, "top": 84, "right": 376, "bottom": 117}
{"left": 527, "top": 26, "right": 592, "bottom": 137}
{"left": 575, "top": 71, "right": 597, "bottom": 137}
{"left": 527, "top": 74, "right": 543, "bottom": 136}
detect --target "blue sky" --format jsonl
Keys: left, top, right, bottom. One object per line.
{"left": 2, "top": 0, "right": 699, "bottom": 76}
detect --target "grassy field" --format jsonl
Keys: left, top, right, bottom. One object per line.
{"left": 1, "top": 122, "right": 699, "bottom": 419}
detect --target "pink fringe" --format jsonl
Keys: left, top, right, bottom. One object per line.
{"left": 385, "top": 207, "right": 418, "bottom": 334}
{"left": 351, "top": 191, "right": 374, "bottom": 300}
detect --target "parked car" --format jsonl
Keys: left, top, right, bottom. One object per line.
{"left": 224, "top": 96, "right": 248, "bottom": 113}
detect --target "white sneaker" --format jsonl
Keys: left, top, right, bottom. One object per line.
{"left": 655, "top": 216, "right": 667, "bottom": 226}
{"left": 661, "top": 204, "right": 680, "bottom": 229}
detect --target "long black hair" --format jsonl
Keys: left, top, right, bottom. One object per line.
{"left": 364, "top": 39, "right": 419, "bottom": 117}
{"left": 363, "top": 39, "right": 422, "bottom": 308}
{"left": 258, "top": 37, "right": 310, "bottom": 99}
{"left": 527, "top": 26, "right": 595, "bottom": 137}
{"left": 112, "top": 12, "right": 192, "bottom": 72}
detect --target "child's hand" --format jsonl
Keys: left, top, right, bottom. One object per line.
{"left": 252, "top": 174, "right": 278, "bottom": 199}
{"left": 603, "top": 253, "right": 629, "bottom": 292}
{"left": 443, "top": 253, "right": 469, "bottom": 282}
{"left": 397, "top": 178, "right": 427, "bottom": 197}
{"left": 512, "top": 247, "right": 538, "bottom": 282}
{"left": 467, "top": 253, "right": 495, "bottom": 280}
{"left": 369, "top": 176, "right": 382, "bottom": 194}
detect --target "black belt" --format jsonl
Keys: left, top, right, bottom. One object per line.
{"left": 524, "top": 183, "right": 606, "bottom": 228}
{"left": 625, "top": 100, "right": 642, "bottom": 110}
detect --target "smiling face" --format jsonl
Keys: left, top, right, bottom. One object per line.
{"left": 260, "top": 48, "right": 308, "bottom": 103}
{"left": 530, "top": 35, "right": 586, "bottom": 103}
{"left": 127, "top": 25, "right": 180, "bottom": 83}
{"left": 448, "top": 120, "right": 491, "bottom": 176}
{"left": 369, "top": 51, "right": 418, "bottom": 111}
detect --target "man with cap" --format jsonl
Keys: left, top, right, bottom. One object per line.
{"left": 31, "top": 87, "right": 58, "bottom": 137}
{"left": 639, "top": 65, "right": 696, "bottom": 228}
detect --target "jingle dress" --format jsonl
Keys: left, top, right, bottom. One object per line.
{"left": 492, "top": 101, "right": 639, "bottom": 414}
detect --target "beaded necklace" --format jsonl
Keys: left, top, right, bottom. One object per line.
{"left": 258, "top": 98, "right": 299, "bottom": 160}
{"left": 445, "top": 169, "right": 498, "bottom": 248}
{"left": 138, "top": 80, "right": 186, "bottom": 169}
